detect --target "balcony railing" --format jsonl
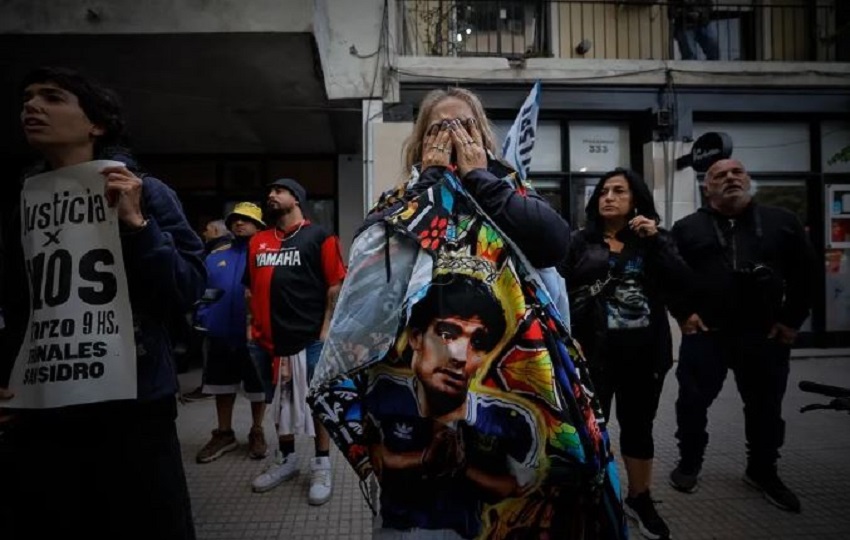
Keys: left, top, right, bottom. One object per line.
{"left": 397, "top": 1, "right": 845, "bottom": 62}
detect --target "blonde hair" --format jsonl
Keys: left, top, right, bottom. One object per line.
{"left": 402, "top": 87, "right": 499, "bottom": 176}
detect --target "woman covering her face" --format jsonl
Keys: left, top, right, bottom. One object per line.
{"left": 313, "top": 88, "right": 629, "bottom": 539}
{"left": 361, "top": 87, "right": 569, "bottom": 270}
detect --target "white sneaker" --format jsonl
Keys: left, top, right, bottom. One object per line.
{"left": 252, "top": 450, "right": 299, "bottom": 493}
{"left": 308, "top": 456, "right": 333, "bottom": 506}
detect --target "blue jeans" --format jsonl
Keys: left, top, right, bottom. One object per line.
{"left": 248, "top": 340, "right": 324, "bottom": 404}
{"left": 304, "top": 340, "right": 324, "bottom": 382}
{"left": 675, "top": 23, "right": 720, "bottom": 60}
{"left": 674, "top": 331, "right": 790, "bottom": 470}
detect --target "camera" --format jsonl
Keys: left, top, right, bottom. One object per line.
{"left": 733, "top": 263, "right": 773, "bottom": 282}
{"left": 733, "top": 262, "right": 783, "bottom": 309}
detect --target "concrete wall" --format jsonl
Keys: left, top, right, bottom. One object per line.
{"left": 337, "top": 153, "right": 365, "bottom": 261}
{"left": 314, "top": 0, "right": 394, "bottom": 100}
{"left": 0, "top": 0, "right": 394, "bottom": 101}
{"left": 392, "top": 56, "right": 850, "bottom": 90}
{"left": 644, "top": 141, "right": 700, "bottom": 229}
{"left": 0, "top": 0, "right": 312, "bottom": 33}
{"left": 338, "top": 120, "right": 410, "bottom": 261}
{"left": 556, "top": 1, "right": 670, "bottom": 60}
{"left": 373, "top": 122, "right": 413, "bottom": 206}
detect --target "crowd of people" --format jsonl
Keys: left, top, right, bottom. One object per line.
{"left": 0, "top": 67, "right": 816, "bottom": 540}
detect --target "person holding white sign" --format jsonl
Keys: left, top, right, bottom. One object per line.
{"left": 0, "top": 67, "right": 204, "bottom": 539}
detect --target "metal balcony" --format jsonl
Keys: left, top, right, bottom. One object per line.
{"left": 397, "top": 1, "right": 845, "bottom": 62}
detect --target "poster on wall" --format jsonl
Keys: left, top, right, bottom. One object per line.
{"left": 7, "top": 160, "right": 137, "bottom": 409}
{"left": 825, "top": 249, "right": 850, "bottom": 332}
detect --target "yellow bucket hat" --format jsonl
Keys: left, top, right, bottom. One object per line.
{"left": 226, "top": 202, "right": 266, "bottom": 229}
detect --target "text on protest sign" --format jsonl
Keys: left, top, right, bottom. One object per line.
{"left": 9, "top": 160, "right": 137, "bottom": 409}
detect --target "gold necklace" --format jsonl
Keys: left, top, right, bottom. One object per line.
{"left": 273, "top": 220, "right": 305, "bottom": 242}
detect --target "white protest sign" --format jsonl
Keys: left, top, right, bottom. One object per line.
{"left": 8, "top": 160, "right": 137, "bottom": 408}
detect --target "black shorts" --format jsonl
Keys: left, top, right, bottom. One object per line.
{"left": 202, "top": 336, "right": 265, "bottom": 402}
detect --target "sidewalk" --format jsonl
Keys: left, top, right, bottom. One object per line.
{"left": 177, "top": 356, "right": 850, "bottom": 539}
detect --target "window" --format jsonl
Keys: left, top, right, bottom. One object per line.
{"left": 528, "top": 177, "right": 564, "bottom": 216}
{"left": 694, "top": 177, "right": 810, "bottom": 228}
{"left": 693, "top": 122, "right": 810, "bottom": 172}
{"left": 751, "top": 179, "right": 808, "bottom": 225}
{"left": 457, "top": 2, "right": 525, "bottom": 34}
{"left": 493, "top": 120, "right": 562, "bottom": 173}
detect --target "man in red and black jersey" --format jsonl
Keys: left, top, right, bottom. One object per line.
{"left": 245, "top": 178, "right": 346, "bottom": 505}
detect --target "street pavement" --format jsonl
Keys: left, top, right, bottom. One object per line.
{"left": 177, "top": 355, "right": 850, "bottom": 540}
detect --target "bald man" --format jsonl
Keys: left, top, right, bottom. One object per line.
{"left": 666, "top": 158, "right": 816, "bottom": 514}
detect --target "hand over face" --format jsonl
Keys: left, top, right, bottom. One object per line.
{"left": 421, "top": 122, "right": 452, "bottom": 171}
{"left": 448, "top": 118, "right": 487, "bottom": 177}
{"left": 101, "top": 165, "right": 146, "bottom": 229}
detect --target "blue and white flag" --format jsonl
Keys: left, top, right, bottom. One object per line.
{"left": 500, "top": 82, "right": 570, "bottom": 330}
{"left": 501, "top": 80, "right": 541, "bottom": 181}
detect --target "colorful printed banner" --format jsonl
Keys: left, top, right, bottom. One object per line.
{"left": 310, "top": 168, "right": 626, "bottom": 539}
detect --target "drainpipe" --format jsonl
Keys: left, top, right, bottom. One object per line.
{"left": 362, "top": 99, "right": 382, "bottom": 215}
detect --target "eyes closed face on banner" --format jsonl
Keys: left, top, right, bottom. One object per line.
{"left": 8, "top": 160, "right": 137, "bottom": 409}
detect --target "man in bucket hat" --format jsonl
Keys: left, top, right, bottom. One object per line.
{"left": 246, "top": 179, "right": 346, "bottom": 505}
{"left": 195, "top": 202, "right": 269, "bottom": 463}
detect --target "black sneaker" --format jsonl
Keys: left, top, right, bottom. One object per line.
{"left": 625, "top": 491, "right": 671, "bottom": 540}
{"left": 182, "top": 385, "right": 213, "bottom": 402}
{"left": 743, "top": 467, "right": 801, "bottom": 513}
{"left": 669, "top": 462, "right": 700, "bottom": 494}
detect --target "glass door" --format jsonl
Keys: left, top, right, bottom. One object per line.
{"left": 568, "top": 175, "right": 602, "bottom": 230}
{"left": 826, "top": 184, "right": 850, "bottom": 332}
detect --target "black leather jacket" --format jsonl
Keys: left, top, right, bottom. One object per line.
{"left": 559, "top": 226, "right": 692, "bottom": 374}
{"left": 670, "top": 203, "right": 816, "bottom": 333}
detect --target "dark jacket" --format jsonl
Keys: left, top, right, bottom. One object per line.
{"left": 358, "top": 161, "right": 570, "bottom": 269}
{"left": 0, "top": 152, "right": 206, "bottom": 404}
{"left": 559, "top": 226, "right": 692, "bottom": 374}
{"left": 670, "top": 203, "right": 816, "bottom": 333}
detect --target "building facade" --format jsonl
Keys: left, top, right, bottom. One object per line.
{"left": 2, "top": 0, "right": 849, "bottom": 346}
{"left": 376, "top": 0, "right": 850, "bottom": 348}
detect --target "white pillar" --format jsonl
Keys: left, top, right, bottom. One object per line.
{"left": 643, "top": 140, "right": 701, "bottom": 360}
{"left": 644, "top": 140, "right": 699, "bottom": 229}
{"left": 362, "top": 99, "right": 383, "bottom": 216}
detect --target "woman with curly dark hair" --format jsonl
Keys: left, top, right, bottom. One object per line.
{"left": 559, "top": 168, "right": 693, "bottom": 540}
